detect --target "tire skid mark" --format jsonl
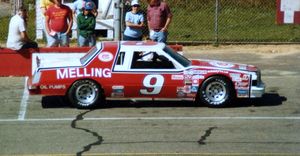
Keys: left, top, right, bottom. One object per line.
{"left": 71, "top": 110, "right": 104, "bottom": 156}
{"left": 198, "top": 126, "right": 217, "bottom": 145}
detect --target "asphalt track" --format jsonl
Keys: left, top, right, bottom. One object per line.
{"left": 0, "top": 45, "right": 300, "bottom": 156}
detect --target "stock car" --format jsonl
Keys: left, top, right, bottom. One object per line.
{"left": 28, "top": 41, "right": 265, "bottom": 108}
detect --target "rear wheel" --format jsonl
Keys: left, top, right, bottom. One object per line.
{"left": 67, "top": 79, "right": 103, "bottom": 109}
{"left": 198, "top": 76, "right": 234, "bottom": 107}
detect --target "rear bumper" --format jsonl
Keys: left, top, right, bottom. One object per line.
{"left": 250, "top": 82, "right": 265, "bottom": 98}
{"left": 27, "top": 77, "right": 40, "bottom": 94}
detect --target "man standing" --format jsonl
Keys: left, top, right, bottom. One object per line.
{"left": 40, "top": 0, "right": 54, "bottom": 43}
{"left": 77, "top": 2, "right": 96, "bottom": 47}
{"left": 45, "top": 0, "right": 73, "bottom": 47}
{"left": 147, "top": 0, "right": 172, "bottom": 43}
{"left": 7, "top": 7, "right": 38, "bottom": 50}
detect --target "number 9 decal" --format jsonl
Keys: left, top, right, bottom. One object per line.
{"left": 140, "top": 75, "right": 164, "bottom": 95}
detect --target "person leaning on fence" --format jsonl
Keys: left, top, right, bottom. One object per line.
{"left": 123, "top": 0, "right": 145, "bottom": 41}
{"left": 77, "top": 2, "right": 96, "bottom": 47}
{"left": 147, "top": 0, "right": 172, "bottom": 43}
{"left": 6, "top": 7, "right": 38, "bottom": 50}
{"left": 45, "top": 0, "right": 73, "bottom": 47}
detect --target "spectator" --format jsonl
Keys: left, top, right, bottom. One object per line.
{"left": 40, "top": 0, "right": 54, "bottom": 43}
{"left": 45, "top": 0, "right": 73, "bottom": 47}
{"left": 72, "top": 0, "right": 98, "bottom": 18}
{"left": 123, "top": 0, "right": 144, "bottom": 41}
{"left": 77, "top": 2, "right": 96, "bottom": 47}
{"left": 147, "top": 0, "right": 172, "bottom": 43}
{"left": 6, "top": 7, "right": 38, "bottom": 50}
{"left": 72, "top": 0, "right": 97, "bottom": 46}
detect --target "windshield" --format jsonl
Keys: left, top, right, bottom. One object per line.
{"left": 163, "top": 46, "right": 191, "bottom": 67}
{"left": 80, "top": 47, "right": 98, "bottom": 65}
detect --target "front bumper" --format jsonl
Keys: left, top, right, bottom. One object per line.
{"left": 250, "top": 82, "right": 265, "bottom": 98}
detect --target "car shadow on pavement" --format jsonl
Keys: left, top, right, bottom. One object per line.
{"left": 232, "top": 93, "right": 287, "bottom": 108}
{"left": 41, "top": 93, "right": 286, "bottom": 109}
{"left": 41, "top": 96, "right": 71, "bottom": 108}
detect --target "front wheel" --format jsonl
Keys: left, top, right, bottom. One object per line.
{"left": 67, "top": 79, "right": 103, "bottom": 109}
{"left": 198, "top": 76, "right": 234, "bottom": 107}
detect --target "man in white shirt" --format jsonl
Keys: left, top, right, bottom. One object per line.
{"left": 6, "top": 7, "right": 38, "bottom": 50}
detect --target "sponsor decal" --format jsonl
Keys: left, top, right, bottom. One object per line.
{"left": 184, "top": 79, "right": 192, "bottom": 85}
{"left": 40, "top": 84, "right": 66, "bottom": 90}
{"left": 98, "top": 52, "right": 113, "bottom": 62}
{"left": 235, "top": 82, "right": 249, "bottom": 88}
{"left": 242, "top": 74, "right": 250, "bottom": 81}
{"left": 184, "top": 85, "right": 191, "bottom": 93}
{"left": 57, "top": 68, "right": 111, "bottom": 79}
{"left": 171, "top": 75, "right": 184, "bottom": 80}
{"left": 186, "top": 93, "right": 196, "bottom": 97}
{"left": 184, "top": 74, "right": 192, "bottom": 80}
{"left": 191, "top": 86, "right": 198, "bottom": 93}
{"left": 192, "top": 75, "right": 204, "bottom": 80}
{"left": 237, "top": 89, "right": 249, "bottom": 98}
{"left": 230, "top": 73, "right": 242, "bottom": 82}
{"left": 177, "top": 87, "right": 185, "bottom": 97}
{"left": 111, "top": 85, "right": 124, "bottom": 97}
{"left": 209, "top": 61, "right": 234, "bottom": 68}
{"left": 184, "top": 70, "right": 194, "bottom": 75}
{"left": 193, "top": 70, "right": 207, "bottom": 75}
{"left": 192, "top": 79, "right": 199, "bottom": 84}
{"left": 207, "top": 70, "right": 229, "bottom": 74}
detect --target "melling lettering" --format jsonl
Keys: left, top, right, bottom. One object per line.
{"left": 57, "top": 68, "right": 111, "bottom": 79}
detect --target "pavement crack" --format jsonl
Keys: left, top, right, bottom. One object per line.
{"left": 71, "top": 110, "right": 104, "bottom": 156}
{"left": 198, "top": 126, "right": 217, "bottom": 145}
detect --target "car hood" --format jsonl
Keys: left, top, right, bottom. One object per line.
{"left": 190, "top": 59, "right": 258, "bottom": 72}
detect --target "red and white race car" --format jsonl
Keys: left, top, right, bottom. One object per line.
{"left": 28, "top": 41, "right": 265, "bottom": 108}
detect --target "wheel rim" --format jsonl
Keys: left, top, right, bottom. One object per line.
{"left": 205, "top": 81, "right": 227, "bottom": 103}
{"left": 75, "top": 84, "right": 97, "bottom": 105}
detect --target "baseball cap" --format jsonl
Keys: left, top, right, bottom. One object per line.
{"left": 85, "top": 2, "right": 93, "bottom": 10}
{"left": 131, "top": 0, "right": 139, "bottom": 6}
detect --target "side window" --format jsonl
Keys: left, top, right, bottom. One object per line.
{"left": 131, "top": 51, "right": 175, "bottom": 69}
{"left": 116, "top": 51, "right": 125, "bottom": 65}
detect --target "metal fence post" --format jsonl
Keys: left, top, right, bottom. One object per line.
{"left": 214, "top": 0, "right": 219, "bottom": 46}
{"left": 113, "top": 0, "right": 121, "bottom": 41}
{"left": 11, "top": 0, "right": 23, "bottom": 15}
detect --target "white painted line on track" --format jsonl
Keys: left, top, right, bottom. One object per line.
{"left": 1, "top": 116, "right": 300, "bottom": 122}
{"left": 18, "top": 77, "right": 29, "bottom": 121}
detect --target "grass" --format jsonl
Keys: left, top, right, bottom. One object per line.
{"left": 0, "top": 10, "right": 36, "bottom": 42}
{"left": 168, "top": 3, "right": 300, "bottom": 43}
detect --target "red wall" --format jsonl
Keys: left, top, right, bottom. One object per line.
{"left": 0, "top": 47, "right": 90, "bottom": 76}
{"left": 0, "top": 45, "right": 182, "bottom": 77}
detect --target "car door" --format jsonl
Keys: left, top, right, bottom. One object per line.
{"left": 112, "top": 49, "right": 185, "bottom": 99}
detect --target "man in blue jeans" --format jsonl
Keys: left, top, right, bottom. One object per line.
{"left": 77, "top": 2, "right": 96, "bottom": 47}
{"left": 45, "top": 0, "right": 73, "bottom": 47}
{"left": 147, "top": 0, "right": 173, "bottom": 43}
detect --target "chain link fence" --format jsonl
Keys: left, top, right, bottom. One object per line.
{"left": 1, "top": 0, "right": 300, "bottom": 45}
{"left": 123, "top": 0, "right": 300, "bottom": 44}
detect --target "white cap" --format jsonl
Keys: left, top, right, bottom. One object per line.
{"left": 131, "top": 0, "right": 139, "bottom": 6}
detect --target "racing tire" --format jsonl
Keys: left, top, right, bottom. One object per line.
{"left": 67, "top": 79, "right": 103, "bottom": 109}
{"left": 198, "top": 76, "right": 234, "bottom": 108}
